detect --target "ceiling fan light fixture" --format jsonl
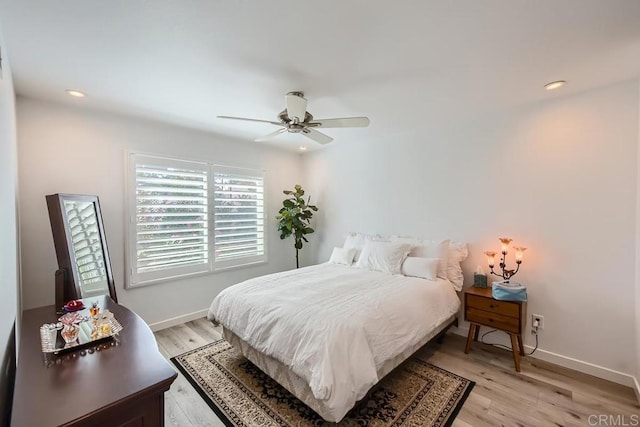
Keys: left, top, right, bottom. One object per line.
{"left": 544, "top": 80, "right": 566, "bottom": 91}
{"left": 66, "top": 89, "right": 87, "bottom": 98}
{"left": 218, "top": 92, "right": 370, "bottom": 147}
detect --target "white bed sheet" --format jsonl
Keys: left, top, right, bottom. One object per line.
{"left": 207, "top": 263, "right": 460, "bottom": 422}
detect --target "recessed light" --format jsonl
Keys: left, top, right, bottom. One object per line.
{"left": 299, "top": 146, "right": 307, "bottom": 151}
{"left": 66, "top": 89, "right": 86, "bottom": 98}
{"left": 544, "top": 80, "right": 566, "bottom": 91}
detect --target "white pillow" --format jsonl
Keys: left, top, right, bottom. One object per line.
{"left": 392, "top": 237, "right": 450, "bottom": 279}
{"left": 355, "top": 240, "right": 413, "bottom": 274}
{"left": 343, "top": 232, "right": 383, "bottom": 262}
{"left": 328, "top": 247, "right": 357, "bottom": 266}
{"left": 401, "top": 257, "right": 439, "bottom": 280}
{"left": 447, "top": 241, "right": 468, "bottom": 291}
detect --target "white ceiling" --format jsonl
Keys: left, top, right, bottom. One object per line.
{"left": 1, "top": 0, "right": 640, "bottom": 152}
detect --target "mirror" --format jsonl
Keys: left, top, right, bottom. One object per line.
{"left": 63, "top": 199, "right": 109, "bottom": 295}
{"left": 46, "top": 194, "right": 117, "bottom": 305}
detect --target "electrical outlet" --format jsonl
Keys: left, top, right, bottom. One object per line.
{"left": 531, "top": 314, "right": 544, "bottom": 334}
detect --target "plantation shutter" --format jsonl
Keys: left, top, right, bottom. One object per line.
{"left": 131, "top": 155, "right": 210, "bottom": 284}
{"left": 213, "top": 166, "right": 266, "bottom": 269}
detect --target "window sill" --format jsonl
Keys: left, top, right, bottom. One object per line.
{"left": 126, "top": 259, "right": 268, "bottom": 289}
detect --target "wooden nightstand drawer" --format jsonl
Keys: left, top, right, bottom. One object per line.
{"left": 466, "top": 294, "right": 519, "bottom": 318}
{"left": 466, "top": 307, "right": 520, "bottom": 333}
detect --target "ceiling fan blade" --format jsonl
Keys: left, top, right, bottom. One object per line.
{"left": 255, "top": 128, "right": 287, "bottom": 142}
{"left": 307, "top": 117, "right": 370, "bottom": 128}
{"left": 302, "top": 128, "right": 333, "bottom": 145}
{"left": 217, "top": 116, "right": 281, "bottom": 125}
{"left": 285, "top": 93, "right": 308, "bottom": 122}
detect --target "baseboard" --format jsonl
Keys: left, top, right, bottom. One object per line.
{"left": 450, "top": 326, "right": 637, "bottom": 388}
{"left": 148, "top": 309, "right": 208, "bottom": 332}
{"left": 633, "top": 376, "right": 640, "bottom": 403}
{"left": 522, "top": 345, "right": 636, "bottom": 387}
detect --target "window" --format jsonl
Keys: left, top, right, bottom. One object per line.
{"left": 213, "top": 166, "right": 265, "bottom": 269}
{"left": 128, "top": 154, "right": 266, "bottom": 286}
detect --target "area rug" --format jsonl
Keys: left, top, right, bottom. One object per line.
{"left": 171, "top": 340, "right": 474, "bottom": 427}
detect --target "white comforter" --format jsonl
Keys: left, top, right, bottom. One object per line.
{"left": 207, "top": 263, "right": 460, "bottom": 421}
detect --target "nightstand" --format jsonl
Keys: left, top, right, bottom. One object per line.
{"left": 463, "top": 286, "right": 527, "bottom": 372}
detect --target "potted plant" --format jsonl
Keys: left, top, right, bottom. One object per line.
{"left": 276, "top": 185, "right": 318, "bottom": 268}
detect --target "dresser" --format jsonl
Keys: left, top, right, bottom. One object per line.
{"left": 11, "top": 296, "right": 177, "bottom": 426}
{"left": 463, "top": 286, "right": 527, "bottom": 372}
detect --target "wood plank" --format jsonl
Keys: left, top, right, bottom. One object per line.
{"left": 169, "top": 322, "right": 211, "bottom": 349}
{"left": 453, "top": 392, "right": 497, "bottom": 427}
{"left": 186, "top": 318, "right": 223, "bottom": 342}
{"left": 155, "top": 328, "right": 192, "bottom": 358}
{"left": 487, "top": 399, "right": 549, "bottom": 427}
{"left": 451, "top": 418, "right": 474, "bottom": 427}
{"left": 164, "top": 392, "right": 194, "bottom": 427}
{"left": 572, "top": 390, "right": 640, "bottom": 417}
{"left": 167, "top": 372, "right": 225, "bottom": 427}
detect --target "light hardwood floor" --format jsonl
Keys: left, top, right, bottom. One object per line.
{"left": 155, "top": 319, "right": 639, "bottom": 426}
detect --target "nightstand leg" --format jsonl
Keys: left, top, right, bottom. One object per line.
{"left": 517, "top": 334, "right": 525, "bottom": 356}
{"left": 465, "top": 324, "right": 476, "bottom": 354}
{"left": 510, "top": 334, "right": 521, "bottom": 372}
{"left": 473, "top": 325, "right": 480, "bottom": 341}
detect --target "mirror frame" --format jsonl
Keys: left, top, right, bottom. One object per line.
{"left": 46, "top": 193, "right": 118, "bottom": 303}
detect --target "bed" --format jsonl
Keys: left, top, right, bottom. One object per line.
{"left": 207, "top": 260, "right": 461, "bottom": 423}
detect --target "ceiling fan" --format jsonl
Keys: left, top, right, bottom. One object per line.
{"left": 217, "top": 91, "right": 370, "bottom": 145}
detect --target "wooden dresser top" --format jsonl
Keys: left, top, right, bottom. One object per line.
{"left": 11, "top": 295, "right": 176, "bottom": 426}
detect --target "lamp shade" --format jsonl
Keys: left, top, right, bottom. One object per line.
{"left": 514, "top": 247, "right": 527, "bottom": 263}
{"left": 483, "top": 251, "right": 497, "bottom": 267}
{"left": 499, "top": 237, "right": 512, "bottom": 254}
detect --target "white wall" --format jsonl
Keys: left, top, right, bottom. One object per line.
{"left": 16, "top": 97, "right": 302, "bottom": 324}
{"left": 0, "top": 31, "right": 19, "bottom": 364}
{"left": 303, "top": 80, "right": 639, "bottom": 381}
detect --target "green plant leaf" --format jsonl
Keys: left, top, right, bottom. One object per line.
{"left": 276, "top": 185, "right": 318, "bottom": 263}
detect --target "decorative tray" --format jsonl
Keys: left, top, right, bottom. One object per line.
{"left": 40, "top": 311, "right": 123, "bottom": 354}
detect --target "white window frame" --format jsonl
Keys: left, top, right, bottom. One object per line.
{"left": 126, "top": 152, "right": 267, "bottom": 288}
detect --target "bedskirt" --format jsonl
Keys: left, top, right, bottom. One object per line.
{"left": 222, "top": 314, "right": 458, "bottom": 423}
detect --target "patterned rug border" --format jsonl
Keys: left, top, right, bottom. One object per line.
{"left": 170, "top": 339, "right": 475, "bottom": 427}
